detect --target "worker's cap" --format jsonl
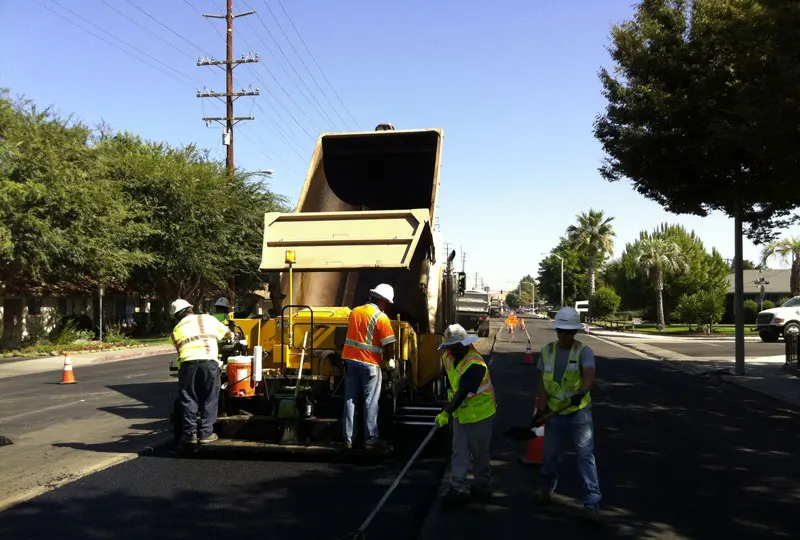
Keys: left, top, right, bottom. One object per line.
{"left": 438, "top": 324, "right": 479, "bottom": 350}
{"left": 169, "top": 299, "right": 192, "bottom": 316}
{"left": 552, "top": 306, "right": 583, "bottom": 330}
{"left": 369, "top": 283, "right": 394, "bottom": 304}
{"left": 215, "top": 297, "right": 231, "bottom": 308}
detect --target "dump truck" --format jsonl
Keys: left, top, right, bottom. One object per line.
{"left": 192, "top": 124, "right": 467, "bottom": 455}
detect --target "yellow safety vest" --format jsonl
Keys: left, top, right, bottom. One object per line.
{"left": 441, "top": 346, "right": 496, "bottom": 424}
{"left": 541, "top": 341, "right": 591, "bottom": 414}
{"left": 170, "top": 314, "right": 230, "bottom": 368}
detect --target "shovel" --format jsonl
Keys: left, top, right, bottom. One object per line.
{"left": 337, "top": 423, "right": 441, "bottom": 540}
{"left": 503, "top": 401, "right": 574, "bottom": 441}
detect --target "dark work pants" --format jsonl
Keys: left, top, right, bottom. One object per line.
{"left": 178, "top": 361, "right": 220, "bottom": 439}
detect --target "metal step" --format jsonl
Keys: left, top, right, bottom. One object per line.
{"left": 395, "top": 405, "right": 440, "bottom": 426}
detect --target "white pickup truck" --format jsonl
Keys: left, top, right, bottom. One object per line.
{"left": 755, "top": 296, "right": 800, "bottom": 342}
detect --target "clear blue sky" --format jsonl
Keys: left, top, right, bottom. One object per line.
{"left": 2, "top": 0, "right": 797, "bottom": 290}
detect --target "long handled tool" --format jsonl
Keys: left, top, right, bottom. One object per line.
{"left": 502, "top": 401, "right": 574, "bottom": 441}
{"left": 337, "top": 423, "right": 440, "bottom": 540}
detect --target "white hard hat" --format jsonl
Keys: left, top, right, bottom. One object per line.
{"left": 369, "top": 283, "right": 394, "bottom": 304}
{"left": 438, "top": 323, "right": 479, "bottom": 350}
{"left": 215, "top": 297, "right": 231, "bottom": 309}
{"left": 553, "top": 306, "right": 583, "bottom": 330}
{"left": 170, "top": 299, "right": 193, "bottom": 316}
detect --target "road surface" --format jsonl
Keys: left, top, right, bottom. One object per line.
{"left": 637, "top": 338, "right": 784, "bottom": 358}
{"left": 3, "top": 320, "right": 800, "bottom": 540}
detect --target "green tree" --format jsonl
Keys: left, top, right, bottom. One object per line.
{"left": 760, "top": 236, "right": 800, "bottom": 296}
{"left": 537, "top": 237, "right": 589, "bottom": 307}
{"left": 696, "top": 289, "right": 727, "bottom": 332}
{"left": 514, "top": 274, "right": 536, "bottom": 306}
{"left": 672, "top": 293, "right": 701, "bottom": 330}
{"left": 566, "top": 209, "right": 616, "bottom": 296}
{"left": 505, "top": 291, "right": 521, "bottom": 309}
{"left": 589, "top": 287, "right": 621, "bottom": 319}
{"left": 631, "top": 237, "right": 688, "bottom": 328}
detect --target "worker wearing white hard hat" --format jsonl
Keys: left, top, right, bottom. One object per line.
{"left": 212, "top": 297, "right": 232, "bottom": 323}
{"left": 534, "top": 306, "right": 602, "bottom": 520}
{"left": 340, "top": 283, "right": 397, "bottom": 451}
{"left": 435, "top": 323, "right": 496, "bottom": 507}
{"left": 169, "top": 298, "right": 232, "bottom": 447}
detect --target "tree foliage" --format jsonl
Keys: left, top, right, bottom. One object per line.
{"left": 589, "top": 287, "right": 621, "bottom": 319}
{"left": 594, "top": 0, "right": 800, "bottom": 244}
{"left": 537, "top": 237, "right": 590, "bottom": 307}
{"left": 760, "top": 236, "right": 800, "bottom": 296}
{"left": 603, "top": 223, "right": 729, "bottom": 323}
{"left": 0, "top": 90, "right": 290, "bottom": 304}
{"left": 566, "top": 209, "right": 616, "bottom": 296}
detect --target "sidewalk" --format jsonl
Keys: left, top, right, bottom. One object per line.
{"left": 591, "top": 331, "right": 800, "bottom": 409}
{"left": 0, "top": 344, "right": 174, "bottom": 380}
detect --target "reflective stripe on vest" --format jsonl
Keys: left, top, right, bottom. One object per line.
{"left": 440, "top": 347, "right": 497, "bottom": 424}
{"left": 341, "top": 303, "right": 394, "bottom": 366}
{"left": 541, "top": 341, "right": 591, "bottom": 414}
{"left": 172, "top": 314, "right": 222, "bottom": 368}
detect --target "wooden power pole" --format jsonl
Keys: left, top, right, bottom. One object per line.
{"left": 197, "top": 0, "right": 258, "bottom": 180}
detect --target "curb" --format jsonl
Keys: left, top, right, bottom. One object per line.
{"left": 89, "top": 347, "right": 174, "bottom": 364}
{"left": 590, "top": 333, "right": 800, "bottom": 410}
{"left": 0, "top": 432, "right": 174, "bottom": 514}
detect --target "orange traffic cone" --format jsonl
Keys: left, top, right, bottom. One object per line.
{"left": 520, "top": 318, "right": 526, "bottom": 331}
{"left": 521, "top": 340, "right": 533, "bottom": 365}
{"left": 520, "top": 398, "right": 545, "bottom": 466}
{"left": 584, "top": 323, "right": 590, "bottom": 335}
{"left": 59, "top": 352, "right": 77, "bottom": 384}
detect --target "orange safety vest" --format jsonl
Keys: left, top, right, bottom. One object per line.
{"left": 341, "top": 303, "right": 397, "bottom": 366}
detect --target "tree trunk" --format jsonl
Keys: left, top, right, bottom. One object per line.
{"left": 655, "top": 269, "right": 665, "bottom": 329}
{"left": 588, "top": 254, "right": 596, "bottom": 297}
{"left": 791, "top": 256, "right": 800, "bottom": 296}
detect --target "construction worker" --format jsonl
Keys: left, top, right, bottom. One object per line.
{"left": 340, "top": 283, "right": 397, "bottom": 450}
{"left": 435, "top": 324, "right": 496, "bottom": 506}
{"left": 534, "top": 306, "right": 602, "bottom": 520}
{"left": 212, "top": 297, "right": 231, "bottom": 323}
{"left": 169, "top": 299, "right": 232, "bottom": 446}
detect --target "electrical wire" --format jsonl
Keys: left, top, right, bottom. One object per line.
{"left": 273, "top": 0, "right": 360, "bottom": 130}
{"left": 124, "top": 0, "right": 212, "bottom": 57}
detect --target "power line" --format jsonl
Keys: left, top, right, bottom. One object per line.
{"left": 34, "top": 0, "right": 197, "bottom": 89}
{"left": 244, "top": 11, "right": 341, "bottom": 130}
{"left": 98, "top": 0, "right": 196, "bottom": 61}
{"left": 196, "top": 0, "right": 259, "bottom": 180}
{"left": 124, "top": 0, "right": 211, "bottom": 56}
{"left": 273, "top": 0, "right": 360, "bottom": 130}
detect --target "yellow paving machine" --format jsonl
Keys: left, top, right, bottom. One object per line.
{"left": 196, "top": 124, "right": 467, "bottom": 455}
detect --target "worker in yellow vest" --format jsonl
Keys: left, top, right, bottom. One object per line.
{"left": 212, "top": 297, "right": 231, "bottom": 323}
{"left": 435, "top": 324, "right": 496, "bottom": 506}
{"left": 169, "top": 299, "right": 232, "bottom": 446}
{"left": 534, "top": 306, "right": 602, "bottom": 521}
{"left": 341, "top": 283, "right": 397, "bottom": 450}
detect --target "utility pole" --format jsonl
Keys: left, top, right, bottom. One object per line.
{"left": 198, "top": 0, "right": 259, "bottom": 181}
{"left": 553, "top": 254, "right": 564, "bottom": 308}
{"left": 198, "top": 0, "right": 258, "bottom": 310}
{"left": 460, "top": 248, "right": 466, "bottom": 273}
{"left": 474, "top": 273, "right": 479, "bottom": 290}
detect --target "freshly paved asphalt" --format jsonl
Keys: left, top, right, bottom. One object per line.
{"left": 3, "top": 320, "right": 800, "bottom": 539}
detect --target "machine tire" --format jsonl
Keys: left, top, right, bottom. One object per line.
{"left": 760, "top": 330, "right": 780, "bottom": 343}
{"left": 782, "top": 323, "right": 800, "bottom": 340}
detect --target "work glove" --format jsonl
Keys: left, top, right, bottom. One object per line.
{"left": 435, "top": 411, "right": 450, "bottom": 428}
{"left": 530, "top": 409, "right": 548, "bottom": 428}
{"left": 570, "top": 392, "right": 586, "bottom": 407}
{"left": 387, "top": 358, "right": 397, "bottom": 370}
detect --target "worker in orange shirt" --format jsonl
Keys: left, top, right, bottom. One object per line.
{"left": 341, "top": 283, "right": 397, "bottom": 450}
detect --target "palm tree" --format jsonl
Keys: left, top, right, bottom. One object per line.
{"left": 632, "top": 237, "right": 688, "bottom": 328}
{"left": 761, "top": 236, "right": 800, "bottom": 296}
{"left": 567, "top": 209, "right": 616, "bottom": 296}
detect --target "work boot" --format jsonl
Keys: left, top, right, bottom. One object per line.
{"left": 582, "top": 506, "right": 602, "bottom": 524}
{"left": 440, "top": 488, "right": 471, "bottom": 509}
{"left": 181, "top": 433, "right": 198, "bottom": 445}
{"left": 537, "top": 488, "right": 553, "bottom": 505}
{"left": 198, "top": 433, "right": 219, "bottom": 445}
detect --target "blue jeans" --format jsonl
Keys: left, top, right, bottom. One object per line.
{"left": 343, "top": 360, "right": 382, "bottom": 445}
{"left": 541, "top": 406, "right": 602, "bottom": 508}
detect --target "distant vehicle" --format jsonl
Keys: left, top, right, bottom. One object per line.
{"left": 458, "top": 289, "right": 491, "bottom": 337}
{"left": 755, "top": 296, "right": 800, "bottom": 342}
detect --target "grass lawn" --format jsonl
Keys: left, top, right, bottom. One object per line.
{"left": 592, "top": 321, "right": 759, "bottom": 336}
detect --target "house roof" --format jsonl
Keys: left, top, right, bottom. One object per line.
{"left": 725, "top": 269, "right": 792, "bottom": 295}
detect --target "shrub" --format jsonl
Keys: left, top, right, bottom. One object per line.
{"left": 762, "top": 300, "right": 775, "bottom": 310}
{"left": 589, "top": 287, "right": 621, "bottom": 319}
{"left": 743, "top": 300, "right": 759, "bottom": 324}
